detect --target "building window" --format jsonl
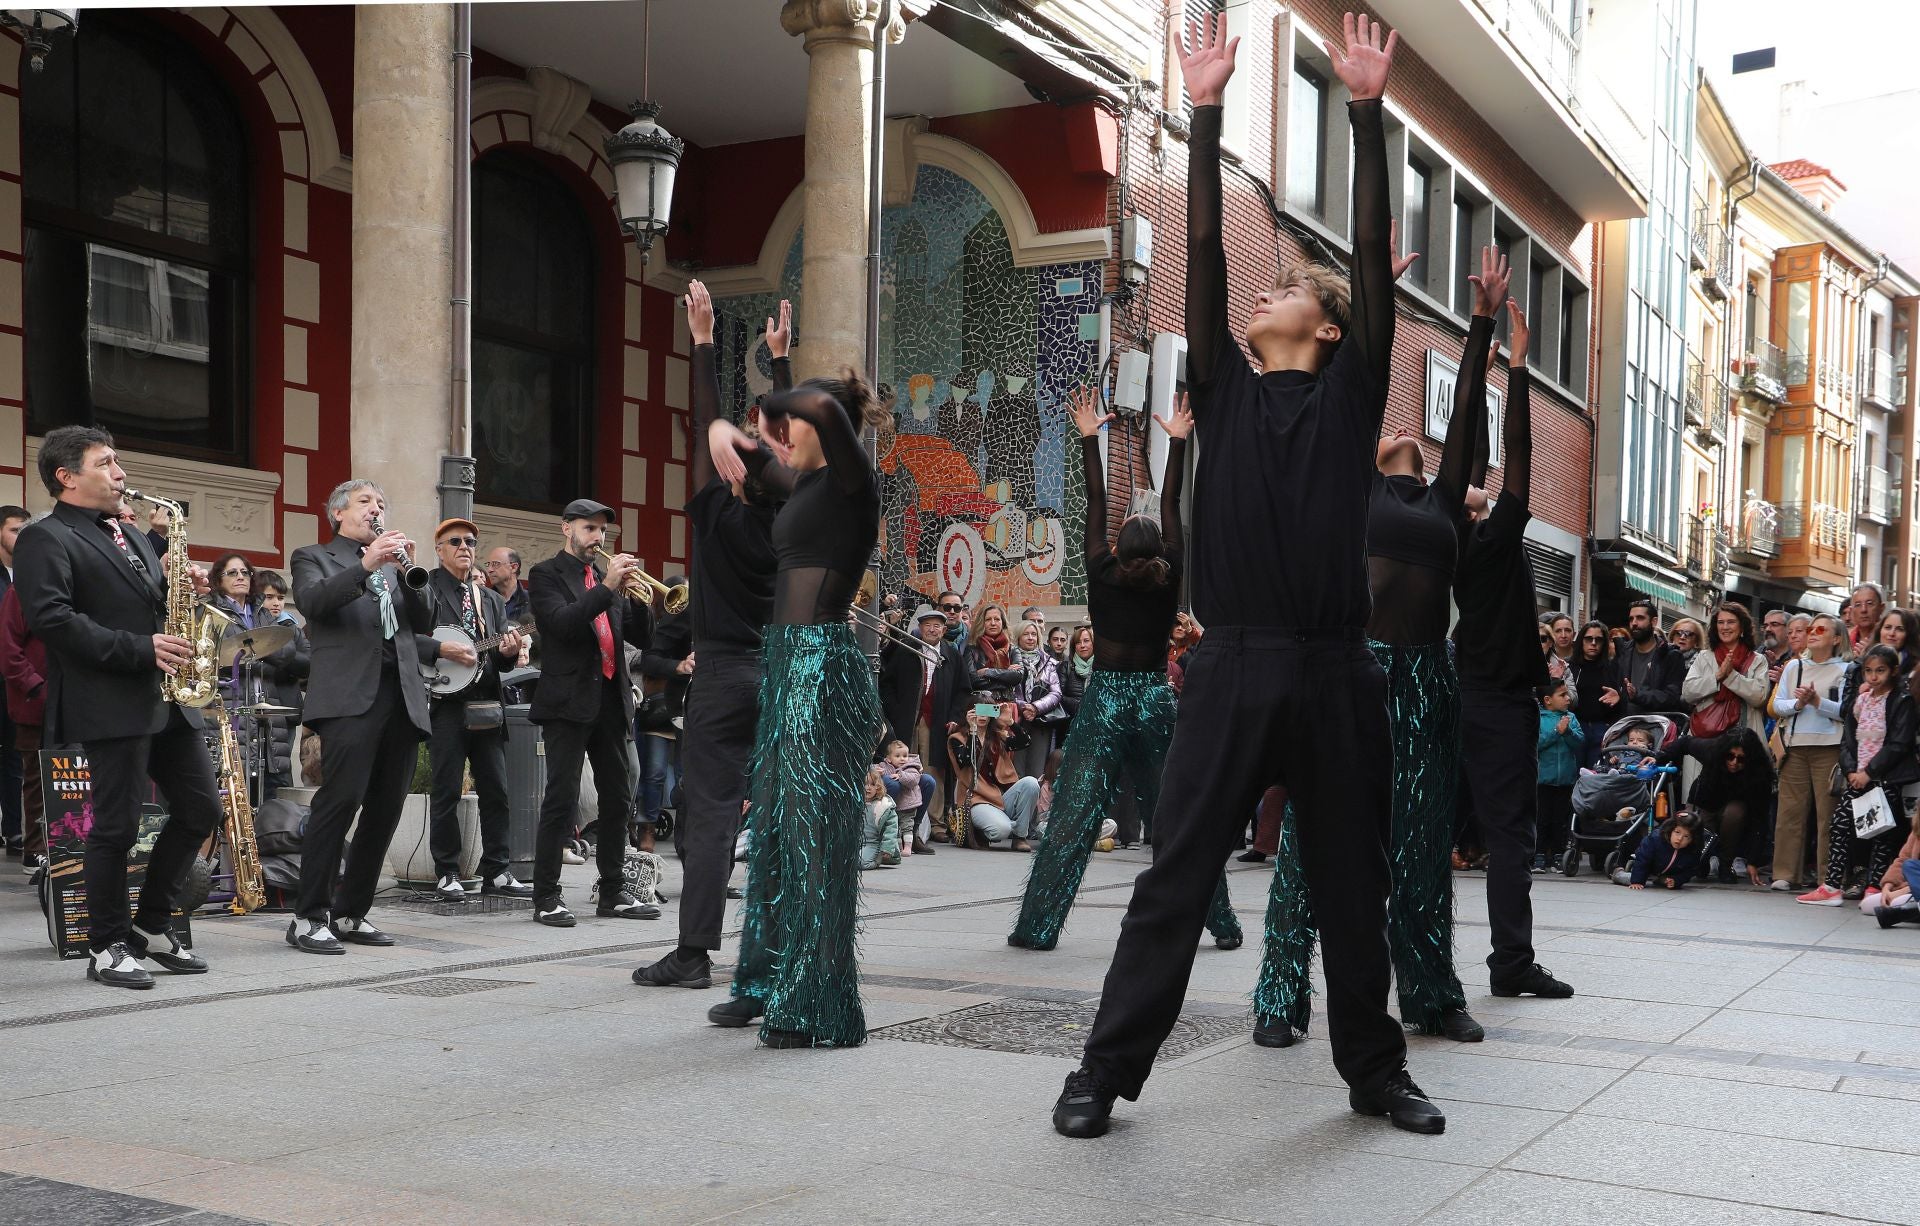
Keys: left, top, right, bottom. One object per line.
{"left": 1286, "top": 59, "right": 1327, "bottom": 218}
{"left": 1527, "top": 258, "right": 1549, "bottom": 373}
{"left": 473, "top": 153, "right": 594, "bottom": 511}
{"left": 1452, "top": 193, "right": 1476, "bottom": 317}
{"left": 1784, "top": 279, "right": 1811, "bottom": 384}
{"left": 1403, "top": 155, "right": 1431, "bottom": 287}
{"left": 1559, "top": 281, "right": 1582, "bottom": 389}
{"left": 22, "top": 19, "right": 249, "bottom": 463}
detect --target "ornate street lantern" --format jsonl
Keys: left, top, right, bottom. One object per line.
{"left": 604, "top": 0, "right": 681, "bottom": 260}
{"left": 3, "top": 8, "right": 76, "bottom": 74}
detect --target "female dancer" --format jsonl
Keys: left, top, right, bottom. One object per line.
{"left": 705, "top": 371, "right": 884, "bottom": 1048}
{"left": 1008, "top": 388, "right": 1240, "bottom": 952}
{"left": 1253, "top": 250, "right": 1512, "bottom": 1048}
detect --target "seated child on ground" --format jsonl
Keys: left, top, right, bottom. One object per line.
{"left": 861, "top": 766, "right": 901, "bottom": 870}
{"left": 1613, "top": 813, "right": 1700, "bottom": 890}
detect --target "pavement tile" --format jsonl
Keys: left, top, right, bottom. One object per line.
{"left": 1579, "top": 1070, "right": 1920, "bottom": 1154}
{"left": 1675, "top": 1007, "right": 1920, "bottom": 1059}
{"left": 0, "top": 1175, "right": 253, "bottom": 1226}
{"left": 1424, "top": 1169, "right": 1870, "bottom": 1225}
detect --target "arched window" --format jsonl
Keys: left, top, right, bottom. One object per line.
{"left": 22, "top": 18, "right": 250, "bottom": 462}
{"left": 473, "top": 151, "right": 593, "bottom": 510}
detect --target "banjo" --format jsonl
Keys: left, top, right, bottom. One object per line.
{"left": 419, "top": 620, "right": 533, "bottom": 696}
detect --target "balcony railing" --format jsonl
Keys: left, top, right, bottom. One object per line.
{"left": 1689, "top": 360, "right": 1728, "bottom": 442}
{"left": 1684, "top": 354, "right": 1705, "bottom": 429}
{"left": 1865, "top": 465, "right": 1892, "bottom": 524}
{"left": 1682, "top": 513, "right": 1715, "bottom": 579}
{"left": 1777, "top": 500, "right": 1852, "bottom": 551}
{"left": 1742, "top": 342, "right": 1787, "bottom": 404}
{"left": 1690, "top": 207, "right": 1730, "bottom": 296}
{"left": 1472, "top": 0, "right": 1581, "bottom": 105}
{"left": 1867, "top": 348, "right": 1895, "bottom": 405}
{"left": 1734, "top": 496, "right": 1780, "bottom": 559}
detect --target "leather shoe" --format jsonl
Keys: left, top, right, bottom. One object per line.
{"left": 632, "top": 949, "right": 713, "bottom": 989}
{"left": 128, "top": 923, "right": 208, "bottom": 974}
{"left": 1490, "top": 964, "right": 1575, "bottom": 999}
{"left": 1252, "top": 1014, "right": 1298, "bottom": 1048}
{"left": 330, "top": 917, "right": 395, "bottom": 947}
{"left": 707, "top": 996, "right": 765, "bottom": 1027}
{"left": 287, "top": 918, "right": 345, "bottom": 954}
{"left": 1052, "top": 1068, "right": 1117, "bottom": 1138}
{"left": 1878, "top": 904, "right": 1920, "bottom": 929}
{"left": 1350, "top": 1069, "right": 1446, "bottom": 1134}
{"left": 1438, "top": 1007, "right": 1485, "bottom": 1043}
{"left": 1214, "top": 931, "right": 1243, "bottom": 951}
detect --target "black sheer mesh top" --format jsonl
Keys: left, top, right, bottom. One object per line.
{"left": 1081, "top": 435, "right": 1184, "bottom": 672}
{"left": 1366, "top": 471, "right": 1462, "bottom": 647}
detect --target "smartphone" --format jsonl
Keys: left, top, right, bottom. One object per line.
{"left": 973, "top": 702, "right": 999, "bottom": 719}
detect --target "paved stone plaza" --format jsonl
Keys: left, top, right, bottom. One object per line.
{"left": 0, "top": 847, "right": 1914, "bottom": 1225}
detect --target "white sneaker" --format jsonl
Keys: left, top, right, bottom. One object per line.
{"left": 1769, "top": 878, "right": 1793, "bottom": 892}
{"left": 434, "top": 873, "right": 468, "bottom": 902}
{"left": 561, "top": 846, "right": 586, "bottom": 866}
{"left": 1098, "top": 819, "right": 1118, "bottom": 843}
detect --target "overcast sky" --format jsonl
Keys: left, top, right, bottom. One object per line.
{"left": 1695, "top": 0, "right": 1920, "bottom": 105}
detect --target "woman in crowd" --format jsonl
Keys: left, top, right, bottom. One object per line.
{"left": 705, "top": 369, "right": 885, "bottom": 1049}
{"left": 1800, "top": 644, "right": 1916, "bottom": 905}
{"left": 251, "top": 570, "right": 310, "bottom": 795}
{"left": 1542, "top": 613, "right": 1577, "bottom": 681}
{"left": 1046, "top": 625, "right": 1070, "bottom": 670}
{"left": 1010, "top": 618, "right": 1063, "bottom": 780}
{"left": 1657, "top": 727, "right": 1774, "bottom": 885}
{"left": 1667, "top": 617, "right": 1706, "bottom": 669}
{"left": 1679, "top": 601, "right": 1771, "bottom": 799}
{"left": 1875, "top": 607, "right": 1920, "bottom": 677}
{"left": 1009, "top": 388, "right": 1239, "bottom": 953}
{"left": 207, "top": 552, "right": 259, "bottom": 633}
{"left": 1770, "top": 613, "right": 1851, "bottom": 892}
{"left": 1572, "top": 619, "right": 1615, "bottom": 767}
{"left": 966, "top": 603, "right": 1022, "bottom": 702}
{"left": 1060, "top": 625, "right": 1094, "bottom": 728}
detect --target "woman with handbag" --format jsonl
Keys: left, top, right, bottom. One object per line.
{"left": 1680, "top": 602, "right": 1771, "bottom": 799}
{"left": 1769, "top": 614, "right": 1851, "bottom": 892}
{"left": 965, "top": 604, "right": 1023, "bottom": 703}
{"left": 1010, "top": 618, "right": 1063, "bottom": 780}
{"left": 1799, "top": 644, "right": 1917, "bottom": 905}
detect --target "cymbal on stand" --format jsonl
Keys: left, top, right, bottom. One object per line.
{"left": 215, "top": 624, "right": 297, "bottom": 667}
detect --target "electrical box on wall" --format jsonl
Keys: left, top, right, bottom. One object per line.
{"left": 1113, "top": 350, "right": 1150, "bottom": 412}
{"left": 1148, "top": 332, "right": 1188, "bottom": 487}
{"left": 1120, "top": 215, "right": 1152, "bottom": 284}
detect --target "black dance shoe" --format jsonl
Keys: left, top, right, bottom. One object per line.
{"left": 596, "top": 889, "right": 661, "bottom": 920}
{"left": 330, "top": 916, "right": 396, "bottom": 947}
{"left": 1052, "top": 1068, "right": 1118, "bottom": 1139}
{"left": 707, "top": 996, "right": 765, "bottom": 1027}
{"left": 87, "top": 943, "right": 154, "bottom": 990}
{"left": 1350, "top": 1069, "right": 1446, "bottom": 1134}
{"left": 1490, "top": 964, "right": 1574, "bottom": 999}
{"left": 128, "top": 923, "right": 208, "bottom": 974}
{"left": 632, "top": 949, "right": 713, "bottom": 989}
{"left": 760, "top": 1029, "right": 822, "bottom": 1049}
{"left": 1438, "top": 1007, "right": 1485, "bottom": 1043}
{"left": 1252, "top": 1014, "right": 1298, "bottom": 1048}
{"left": 1214, "top": 931, "right": 1244, "bottom": 951}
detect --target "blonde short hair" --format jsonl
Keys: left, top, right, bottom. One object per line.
{"left": 1276, "top": 262, "right": 1352, "bottom": 334}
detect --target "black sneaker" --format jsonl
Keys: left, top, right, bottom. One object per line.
{"left": 87, "top": 942, "right": 154, "bottom": 990}
{"left": 1252, "top": 1014, "right": 1299, "bottom": 1048}
{"left": 22, "top": 852, "right": 47, "bottom": 880}
{"left": 708, "top": 996, "right": 765, "bottom": 1027}
{"left": 596, "top": 889, "right": 661, "bottom": 920}
{"left": 1350, "top": 1068, "right": 1446, "bottom": 1134}
{"left": 128, "top": 923, "right": 208, "bottom": 974}
{"left": 632, "top": 949, "right": 713, "bottom": 988}
{"left": 1878, "top": 904, "right": 1920, "bottom": 929}
{"left": 1438, "top": 1007, "right": 1485, "bottom": 1043}
{"left": 534, "top": 897, "right": 577, "bottom": 928}
{"left": 1490, "top": 964, "right": 1575, "bottom": 999}
{"left": 1052, "top": 1068, "right": 1118, "bottom": 1138}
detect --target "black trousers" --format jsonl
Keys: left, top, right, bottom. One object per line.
{"left": 0, "top": 711, "right": 19, "bottom": 842}
{"left": 676, "top": 650, "right": 760, "bottom": 950}
{"left": 1460, "top": 686, "right": 1539, "bottom": 982}
{"left": 427, "top": 699, "right": 510, "bottom": 880}
{"left": 82, "top": 711, "right": 221, "bottom": 948}
{"left": 1536, "top": 783, "right": 1573, "bottom": 862}
{"left": 298, "top": 668, "right": 421, "bottom": 921}
{"left": 533, "top": 677, "right": 631, "bottom": 902}
{"left": 1081, "top": 630, "right": 1404, "bottom": 1096}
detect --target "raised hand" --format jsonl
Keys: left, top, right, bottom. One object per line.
{"left": 765, "top": 298, "right": 792, "bottom": 360}
{"left": 1067, "top": 386, "right": 1114, "bottom": 439}
{"left": 1505, "top": 297, "right": 1530, "bottom": 367}
{"left": 685, "top": 279, "right": 715, "bottom": 346}
{"left": 1469, "top": 246, "right": 1511, "bottom": 319}
{"left": 708, "top": 419, "right": 759, "bottom": 485}
{"left": 1388, "top": 217, "right": 1420, "bottom": 281}
{"left": 1324, "top": 11, "right": 1397, "bottom": 102}
{"left": 1172, "top": 9, "right": 1238, "bottom": 108}
{"left": 1151, "top": 391, "right": 1195, "bottom": 440}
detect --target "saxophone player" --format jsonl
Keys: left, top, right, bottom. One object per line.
{"left": 286, "top": 480, "right": 435, "bottom": 953}
{"left": 14, "top": 426, "right": 221, "bottom": 989}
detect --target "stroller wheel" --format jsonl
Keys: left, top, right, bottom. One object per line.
{"left": 1560, "top": 846, "right": 1580, "bottom": 877}
{"left": 1603, "top": 850, "right": 1622, "bottom": 877}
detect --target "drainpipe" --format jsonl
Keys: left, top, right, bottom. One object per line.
{"left": 861, "top": 0, "right": 893, "bottom": 669}
{"left": 442, "top": 2, "right": 476, "bottom": 522}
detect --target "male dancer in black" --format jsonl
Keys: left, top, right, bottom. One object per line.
{"left": 1052, "top": 12, "right": 1443, "bottom": 1136}
{"left": 1455, "top": 301, "right": 1575, "bottom": 1001}
{"left": 632, "top": 282, "right": 791, "bottom": 987}
{"left": 15, "top": 427, "right": 220, "bottom": 987}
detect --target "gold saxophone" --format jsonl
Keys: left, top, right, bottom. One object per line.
{"left": 125, "top": 489, "right": 229, "bottom": 708}
{"left": 209, "top": 698, "right": 264, "bottom": 914}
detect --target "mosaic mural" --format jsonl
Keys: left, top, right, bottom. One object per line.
{"left": 715, "top": 164, "right": 1102, "bottom": 608}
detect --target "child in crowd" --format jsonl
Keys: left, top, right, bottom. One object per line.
{"left": 878, "top": 740, "right": 935, "bottom": 856}
{"left": 861, "top": 767, "right": 900, "bottom": 870}
{"left": 1614, "top": 814, "right": 1701, "bottom": 890}
{"left": 1535, "top": 679, "right": 1583, "bottom": 872}
{"left": 1596, "top": 726, "right": 1661, "bottom": 775}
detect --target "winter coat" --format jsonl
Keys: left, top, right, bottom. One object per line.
{"left": 1537, "top": 709, "right": 1584, "bottom": 787}
{"left": 1839, "top": 682, "right": 1920, "bottom": 786}
{"left": 1680, "top": 646, "right": 1772, "bottom": 737}
{"left": 1629, "top": 831, "right": 1701, "bottom": 887}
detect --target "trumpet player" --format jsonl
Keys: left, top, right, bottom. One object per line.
{"left": 527, "top": 498, "right": 658, "bottom": 927}
{"left": 286, "top": 480, "right": 435, "bottom": 954}
{"left": 14, "top": 427, "right": 221, "bottom": 988}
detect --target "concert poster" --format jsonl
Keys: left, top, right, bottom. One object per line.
{"left": 41, "top": 750, "right": 193, "bottom": 959}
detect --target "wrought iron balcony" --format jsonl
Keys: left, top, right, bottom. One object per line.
{"left": 1742, "top": 342, "right": 1787, "bottom": 404}
{"left": 1690, "top": 206, "right": 1730, "bottom": 298}
{"left": 1682, "top": 513, "right": 1714, "bottom": 579}
{"left": 1867, "top": 348, "right": 1895, "bottom": 406}
{"left": 1734, "top": 496, "right": 1780, "bottom": 559}
{"left": 1865, "top": 465, "right": 1892, "bottom": 524}
{"left": 1684, "top": 354, "right": 1705, "bottom": 429}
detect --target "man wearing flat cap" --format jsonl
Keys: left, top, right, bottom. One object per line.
{"left": 421, "top": 517, "right": 531, "bottom": 903}
{"left": 526, "top": 499, "right": 659, "bottom": 927}
{"left": 877, "top": 604, "right": 969, "bottom": 850}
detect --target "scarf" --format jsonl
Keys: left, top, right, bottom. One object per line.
{"left": 977, "top": 629, "right": 1010, "bottom": 669}
{"left": 1070, "top": 652, "right": 1093, "bottom": 682}
{"left": 1711, "top": 640, "right": 1755, "bottom": 703}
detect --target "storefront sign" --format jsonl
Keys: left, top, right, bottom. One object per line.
{"left": 1424, "top": 348, "right": 1504, "bottom": 469}
{"left": 41, "top": 751, "right": 192, "bottom": 959}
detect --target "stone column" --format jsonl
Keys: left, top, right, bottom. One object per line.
{"left": 780, "top": 0, "right": 905, "bottom": 381}
{"left": 349, "top": 4, "right": 454, "bottom": 546}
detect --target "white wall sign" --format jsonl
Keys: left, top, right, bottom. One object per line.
{"left": 1424, "top": 348, "right": 1504, "bottom": 470}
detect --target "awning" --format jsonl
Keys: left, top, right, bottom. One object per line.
{"left": 1622, "top": 563, "right": 1688, "bottom": 609}
{"left": 1723, "top": 572, "right": 1844, "bottom": 616}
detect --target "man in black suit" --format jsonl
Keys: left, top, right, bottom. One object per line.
{"left": 0, "top": 504, "right": 26, "bottom": 862}
{"left": 419, "top": 517, "right": 530, "bottom": 903}
{"left": 286, "top": 479, "right": 434, "bottom": 953}
{"left": 528, "top": 498, "right": 657, "bottom": 927}
{"left": 14, "top": 427, "right": 219, "bottom": 989}
{"left": 879, "top": 605, "right": 968, "bottom": 842}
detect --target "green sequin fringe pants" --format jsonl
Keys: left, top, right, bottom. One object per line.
{"left": 1008, "top": 670, "right": 1240, "bottom": 951}
{"left": 1254, "top": 640, "right": 1465, "bottom": 1035}
{"left": 730, "top": 623, "right": 882, "bottom": 1048}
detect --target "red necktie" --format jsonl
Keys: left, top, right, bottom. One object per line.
{"left": 584, "top": 563, "right": 615, "bottom": 680}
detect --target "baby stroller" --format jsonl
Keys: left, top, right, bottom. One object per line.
{"left": 1560, "top": 712, "right": 1687, "bottom": 877}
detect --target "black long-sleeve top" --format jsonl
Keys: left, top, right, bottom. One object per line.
{"left": 1079, "top": 431, "right": 1184, "bottom": 671}
{"left": 1183, "top": 102, "right": 1394, "bottom": 631}
{"left": 743, "top": 387, "right": 881, "bottom": 626}
{"left": 1452, "top": 349, "right": 1546, "bottom": 692}
{"left": 685, "top": 343, "right": 789, "bottom": 651}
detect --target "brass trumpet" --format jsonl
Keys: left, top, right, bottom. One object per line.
{"left": 590, "top": 546, "right": 688, "bottom": 613}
